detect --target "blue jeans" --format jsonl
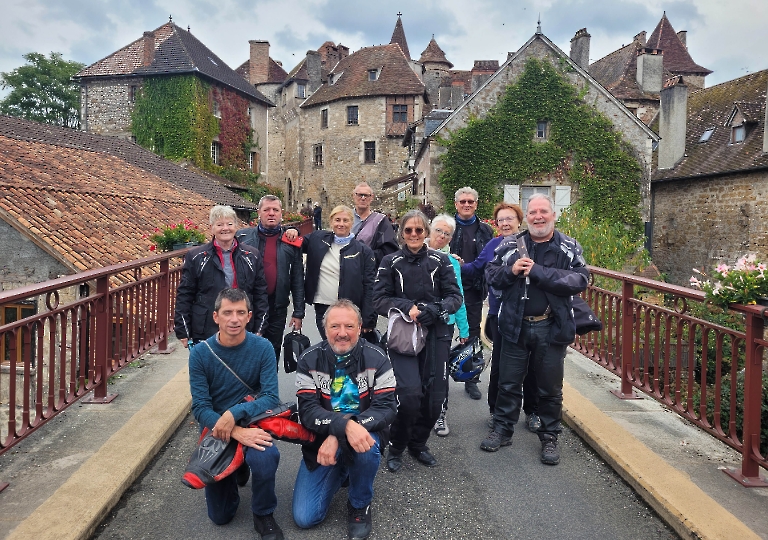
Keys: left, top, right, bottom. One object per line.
{"left": 494, "top": 319, "right": 566, "bottom": 439}
{"left": 204, "top": 443, "right": 280, "bottom": 525}
{"left": 292, "top": 433, "right": 381, "bottom": 528}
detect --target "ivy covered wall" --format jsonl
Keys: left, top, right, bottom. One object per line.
{"left": 438, "top": 57, "right": 643, "bottom": 230}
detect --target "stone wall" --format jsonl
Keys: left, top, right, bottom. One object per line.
{"left": 0, "top": 220, "right": 70, "bottom": 292}
{"left": 80, "top": 78, "right": 141, "bottom": 138}
{"left": 651, "top": 170, "right": 768, "bottom": 286}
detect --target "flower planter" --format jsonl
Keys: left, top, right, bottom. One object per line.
{"left": 173, "top": 242, "right": 200, "bottom": 251}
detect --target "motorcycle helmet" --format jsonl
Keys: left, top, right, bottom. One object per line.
{"left": 362, "top": 328, "right": 384, "bottom": 347}
{"left": 448, "top": 337, "right": 485, "bottom": 382}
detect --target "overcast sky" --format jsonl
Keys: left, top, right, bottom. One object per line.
{"left": 1, "top": 0, "right": 765, "bottom": 96}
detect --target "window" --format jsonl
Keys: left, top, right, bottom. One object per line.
{"left": 1, "top": 303, "right": 36, "bottom": 364}
{"left": 732, "top": 125, "right": 746, "bottom": 144}
{"left": 364, "top": 141, "right": 376, "bottom": 164}
{"left": 368, "top": 69, "right": 379, "bottom": 81}
{"left": 129, "top": 85, "right": 138, "bottom": 103}
{"left": 520, "top": 186, "right": 551, "bottom": 214}
{"left": 699, "top": 128, "right": 714, "bottom": 143}
{"left": 213, "top": 100, "right": 221, "bottom": 118}
{"left": 535, "top": 121, "right": 548, "bottom": 140}
{"left": 249, "top": 152, "right": 259, "bottom": 172}
{"left": 313, "top": 144, "right": 323, "bottom": 167}
{"left": 297, "top": 84, "right": 306, "bottom": 98}
{"left": 321, "top": 109, "right": 328, "bottom": 129}
{"left": 392, "top": 104, "right": 407, "bottom": 123}
{"left": 211, "top": 142, "right": 220, "bottom": 164}
{"left": 347, "top": 106, "right": 359, "bottom": 125}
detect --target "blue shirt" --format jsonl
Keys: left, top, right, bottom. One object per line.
{"left": 330, "top": 355, "right": 360, "bottom": 414}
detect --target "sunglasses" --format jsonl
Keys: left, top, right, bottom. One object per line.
{"left": 354, "top": 193, "right": 372, "bottom": 199}
{"left": 457, "top": 199, "right": 476, "bottom": 205}
{"left": 403, "top": 227, "right": 425, "bottom": 236}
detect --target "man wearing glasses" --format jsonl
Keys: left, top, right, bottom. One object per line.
{"left": 351, "top": 182, "right": 399, "bottom": 265}
{"left": 450, "top": 187, "right": 494, "bottom": 400}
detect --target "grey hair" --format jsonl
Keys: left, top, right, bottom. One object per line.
{"left": 209, "top": 205, "right": 237, "bottom": 225}
{"left": 214, "top": 288, "right": 250, "bottom": 312}
{"left": 258, "top": 195, "right": 282, "bottom": 210}
{"left": 454, "top": 186, "right": 478, "bottom": 202}
{"left": 527, "top": 193, "right": 556, "bottom": 213}
{"left": 322, "top": 299, "right": 363, "bottom": 329}
{"left": 431, "top": 214, "right": 456, "bottom": 234}
{"left": 398, "top": 209, "right": 431, "bottom": 246}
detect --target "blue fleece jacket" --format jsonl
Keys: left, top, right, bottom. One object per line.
{"left": 461, "top": 235, "right": 504, "bottom": 315}
{"left": 189, "top": 332, "right": 280, "bottom": 430}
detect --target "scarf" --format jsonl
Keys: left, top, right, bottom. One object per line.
{"left": 334, "top": 233, "right": 355, "bottom": 245}
{"left": 258, "top": 223, "right": 282, "bottom": 236}
{"left": 455, "top": 214, "right": 477, "bottom": 226}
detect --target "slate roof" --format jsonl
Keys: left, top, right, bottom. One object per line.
{"left": 301, "top": 44, "right": 425, "bottom": 108}
{"left": 0, "top": 117, "right": 224, "bottom": 271}
{"left": 76, "top": 22, "right": 273, "bottom": 106}
{"left": 235, "top": 57, "right": 288, "bottom": 85}
{"left": 653, "top": 70, "right": 768, "bottom": 182}
{"left": 646, "top": 14, "right": 711, "bottom": 75}
{"left": 419, "top": 37, "right": 453, "bottom": 68}
{"left": 0, "top": 116, "right": 257, "bottom": 213}
{"left": 389, "top": 16, "right": 411, "bottom": 60}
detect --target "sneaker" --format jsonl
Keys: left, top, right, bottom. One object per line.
{"left": 253, "top": 513, "right": 284, "bottom": 540}
{"left": 434, "top": 412, "right": 450, "bottom": 437}
{"left": 480, "top": 430, "right": 512, "bottom": 452}
{"left": 487, "top": 414, "right": 495, "bottom": 429}
{"left": 347, "top": 500, "right": 373, "bottom": 539}
{"left": 526, "top": 412, "right": 542, "bottom": 432}
{"left": 465, "top": 381, "right": 482, "bottom": 400}
{"left": 540, "top": 435, "right": 560, "bottom": 465}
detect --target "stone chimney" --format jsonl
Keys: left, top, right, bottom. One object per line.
{"left": 677, "top": 30, "right": 687, "bottom": 49}
{"left": 248, "top": 40, "right": 270, "bottom": 85}
{"left": 338, "top": 45, "right": 350, "bottom": 62}
{"left": 636, "top": 47, "right": 663, "bottom": 94}
{"left": 634, "top": 31, "right": 646, "bottom": 46}
{"left": 658, "top": 76, "right": 688, "bottom": 169}
{"left": 305, "top": 50, "right": 322, "bottom": 93}
{"left": 142, "top": 31, "right": 155, "bottom": 67}
{"left": 569, "top": 28, "right": 591, "bottom": 70}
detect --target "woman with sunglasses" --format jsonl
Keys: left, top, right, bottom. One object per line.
{"left": 373, "top": 209, "right": 463, "bottom": 472}
{"left": 460, "top": 202, "right": 541, "bottom": 432}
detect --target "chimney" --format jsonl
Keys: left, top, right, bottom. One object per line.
{"left": 677, "top": 30, "right": 687, "bottom": 49}
{"left": 142, "top": 31, "right": 155, "bottom": 67}
{"left": 636, "top": 47, "right": 663, "bottom": 94}
{"left": 634, "top": 31, "right": 646, "bottom": 46}
{"left": 338, "top": 44, "right": 350, "bottom": 61}
{"left": 248, "top": 40, "right": 270, "bottom": 85}
{"left": 569, "top": 28, "right": 591, "bottom": 70}
{"left": 658, "top": 77, "right": 688, "bottom": 169}
{"left": 305, "top": 51, "right": 322, "bottom": 93}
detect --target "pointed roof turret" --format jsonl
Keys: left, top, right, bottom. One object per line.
{"left": 418, "top": 36, "right": 454, "bottom": 69}
{"left": 646, "top": 13, "right": 711, "bottom": 75}
{"left": 389, "top": 13, "right": 411, "bottom": 60}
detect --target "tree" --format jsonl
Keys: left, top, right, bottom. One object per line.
{"left": 0, "top": 52, "right": 85, "bottom": 129}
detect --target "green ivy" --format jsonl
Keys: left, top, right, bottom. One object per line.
{"left": 131, "top": 75, "right": 218, "bottom": 168}
{"left": 438, "top": 57, "right": 642, "bottom": 232}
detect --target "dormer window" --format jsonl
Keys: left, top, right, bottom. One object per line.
{"left": 368, "top": 69, "right": 380, "bottom": 81}
{"left": 329, "top": 72, "right": 343, "bottom": 85}
{"left": 731, "top": 125, "right": 746, "bottom": 144}
{"left": 699, "top": 128, "right": 714, "bottom": 143}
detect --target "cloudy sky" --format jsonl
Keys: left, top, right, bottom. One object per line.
{"left": 0, "top": 0, "right": 765, "bottom": 95}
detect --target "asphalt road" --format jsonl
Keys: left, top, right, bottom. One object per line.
{"left": 93, "top": 309, "right": 678, "bottom": 540}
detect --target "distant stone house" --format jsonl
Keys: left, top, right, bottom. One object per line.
{"left": 73, "top": 21, "right": 274, "bottom": 183}
{"left": 651, "top": 71, "right": 768, "bottom": 285}
{"left": 410, "top": 29, "right": 659, "bottom": 221}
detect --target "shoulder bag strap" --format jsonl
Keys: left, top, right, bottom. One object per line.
{"left": 202, "top": 340, "right": 256, "bottom": 394}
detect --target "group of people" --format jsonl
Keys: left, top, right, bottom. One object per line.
{"left": 174, "top": 183, "right": 588, "bottom": 540}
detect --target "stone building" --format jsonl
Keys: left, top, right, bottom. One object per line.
{"left": 651, "top": 70, "right": 768, "bottom": 285}
{"left": 587, "top": 12, "right": 711, "bottom": 126}
{"left": 74, "top": 20, "right": 274, "bottom": 183}
{"left": 409, "top": 28, "right": 659, "bottom": 221}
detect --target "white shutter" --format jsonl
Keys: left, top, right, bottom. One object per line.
{"left": 503, "top": 184, "right": 520, "bottom": 204}
{"left": 554, "top": 185, "right": 571, "bottom": 216}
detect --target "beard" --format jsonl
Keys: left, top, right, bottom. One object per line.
{"left": 329, "top": 337, "right": 357, "bottom": 356}
{"left": 528, "top": 220, "right": 555, "bottom": 240}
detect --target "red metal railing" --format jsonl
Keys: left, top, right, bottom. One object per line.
{"left": 573, "top": 266, "right": 767, "bottom": 487}
{"left": 0, "top": 251, "right": 185, "bottom": 454}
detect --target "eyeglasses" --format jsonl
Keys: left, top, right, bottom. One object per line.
{"left": 496, "top": 217, "right": 518, "bottom": 223}
{"left": 403, "top": 227, "right": 425, "bottom": 236}
{"left": 457, "top": 199, "right": 476, "bottom": 205}
{"left": 354, "top": 193, "right": 372, "bottom": 199}
{"left": 433, "top": 227, "right": 452, "bottom": 238}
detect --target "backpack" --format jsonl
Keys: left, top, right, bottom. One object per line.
{"left": 283, "top": 330, "right": 311, "bottom": 373}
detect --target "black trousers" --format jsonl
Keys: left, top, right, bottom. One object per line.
{"left": 313, "top": 303, "right": 329, "bottom": 340}
{"left": 262, "top": 297, "right": 288, "bottom": 368}
{"left": 493, "top": 319, "right": 566, "bottom": 439}
{"left": 388, "top": 333, "right": 451, "bottom": 454}
{"left": 463, "top": 287, "right": 485, "bottom": 384}
{"left": 486, "top": 315, "right": 539, "bottom": 416}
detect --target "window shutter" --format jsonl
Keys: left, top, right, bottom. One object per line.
{"left": 503, "top": 184, "right": 520, "bottom": 204}
{"left": 554, "top": 185, "right": 571, "bottom": 215}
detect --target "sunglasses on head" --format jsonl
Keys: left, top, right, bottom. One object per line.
{"left": 403, "top": 227, "right": 425, "bottom": 235}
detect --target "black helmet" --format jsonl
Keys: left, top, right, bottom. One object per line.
{"left": 448, "top": 337, "right": 485, "bottom": 382}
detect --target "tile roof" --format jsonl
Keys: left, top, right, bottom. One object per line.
{"left": 646, "top": 14, "right": 711, "bottom": 75}
{"left": 653, "top": 70, "right": 768, "bottom": 182}
{"left": 235, "top": 57, "right": 288, "bottom": 85}
{"left": 419, "top": 37, "right": 453, "bottom": 68}
{"left": 301, "top": 44, "right": 425, "bottom": 108}
{"left": 76, "top": 22, "right": 273, "bottom": 106}
{"left": 389, "top": 16, "right": 410, "bottom": 60}
{"left": 0, "top": 119, "right": 223, "bottom": 271}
